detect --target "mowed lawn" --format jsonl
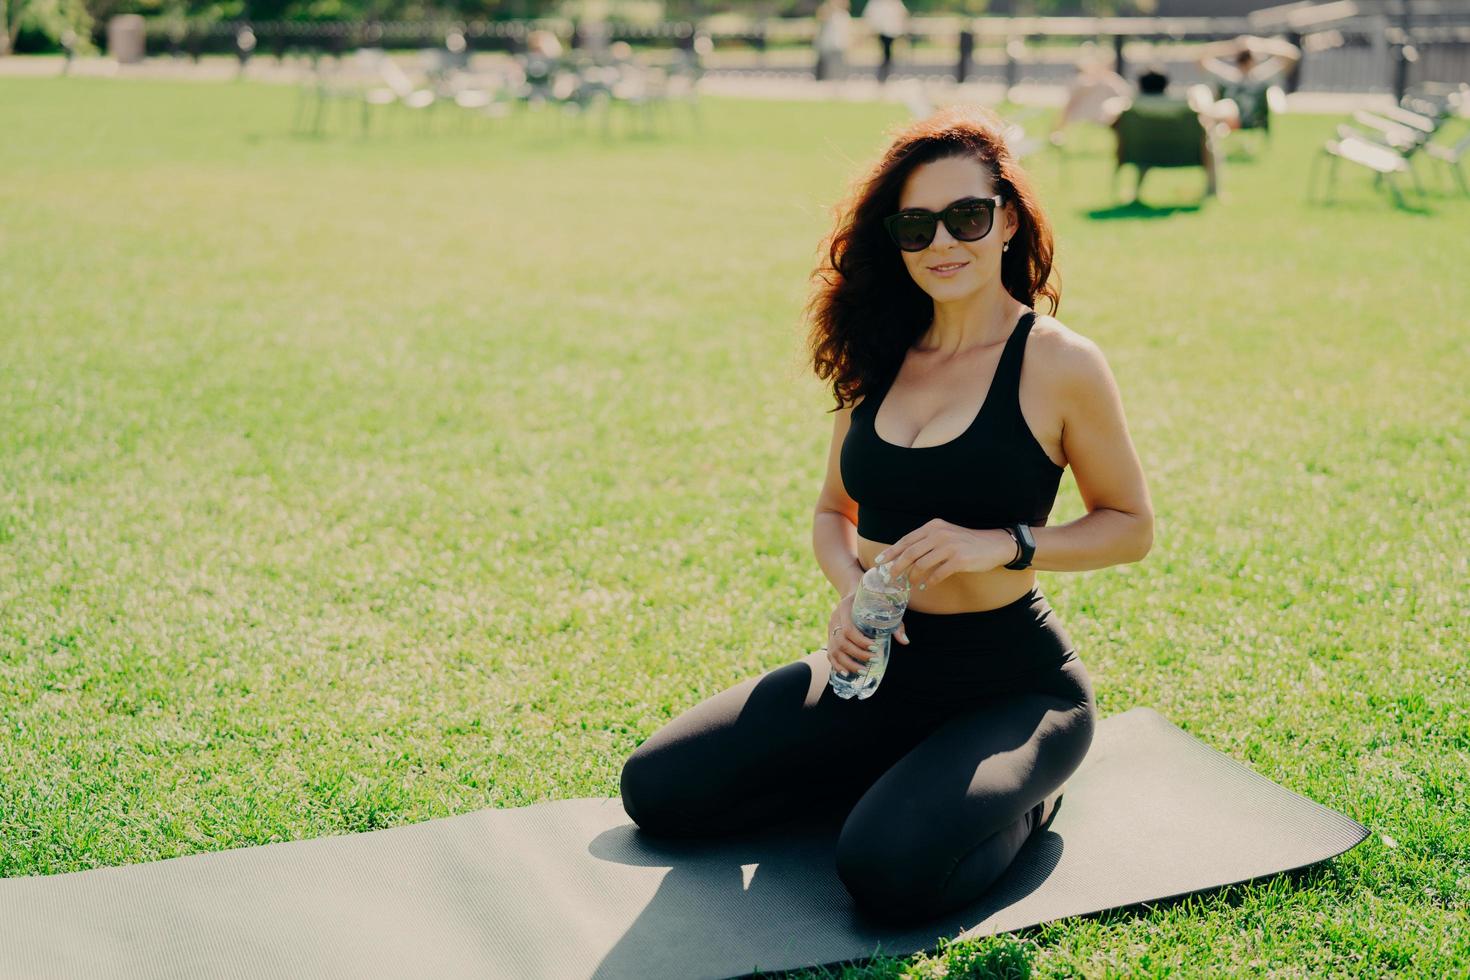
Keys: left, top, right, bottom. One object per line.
{"left": 1, "top": 76, "right": 1466, "bottom": 977}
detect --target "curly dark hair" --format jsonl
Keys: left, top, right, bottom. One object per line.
{"left": 803, "top": 104, "right": 1060, "bottom": 412}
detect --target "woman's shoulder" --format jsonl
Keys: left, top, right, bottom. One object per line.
{"left": 1027, "top": 314, "right": 1116, "bottom": 395}
{"left": 1028, "top": 313, "right": 1100, "bottom": 357}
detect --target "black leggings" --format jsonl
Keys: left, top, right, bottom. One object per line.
{"left": 619, "top": 586, "right": 1097, "bottom": 925}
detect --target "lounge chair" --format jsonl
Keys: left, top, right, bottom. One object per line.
{"left": 1426, "top": 131, "right": 1470, "bottom": 195}
{"left": 1308, "top": 134, "right": 1420, "bottom": 208}
{"left": 1112, "top": 99, "right": 1216, "bottom": 202}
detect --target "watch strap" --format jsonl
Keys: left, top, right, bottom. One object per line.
{"left": 1004, "top": 523, "right": 1036, "bottom": 570}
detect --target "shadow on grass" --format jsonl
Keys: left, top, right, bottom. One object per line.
{"left": 1084, "top": 201, "right": 1206, "bottom": 221}
{"left": 1012, "top": 861, "right": 1342, "bottom": 939}
{"left": 1304, "top": 197, "right": 1435, "bottom": 216}
{"left": 1051, "top": 144, "right": 1114, "bottom": 161}
{"left": 1223, "top": 145, "right": 1268, "bottom": 165}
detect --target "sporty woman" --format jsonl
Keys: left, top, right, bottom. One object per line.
{"left": 620, "top": 104, "right": 1154, "bottom": 925}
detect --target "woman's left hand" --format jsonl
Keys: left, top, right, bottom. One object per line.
{"left": 874, "top": 519, "right": 1017, "bottom": 592}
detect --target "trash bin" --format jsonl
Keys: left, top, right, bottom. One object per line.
{"left": 109, "top": 14, "right": 146, "bottom": 64}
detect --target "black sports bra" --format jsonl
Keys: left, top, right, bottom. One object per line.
{"left": 839, "top": 310, "right": 1065, "bottom": 544}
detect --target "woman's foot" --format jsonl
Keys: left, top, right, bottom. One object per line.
{"left": 1031, "top": 783, "right": 1066, "bottom": 834}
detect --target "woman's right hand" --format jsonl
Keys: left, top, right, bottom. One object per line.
{"left": 825, "top": 591, "right": 882, "bottom": 676}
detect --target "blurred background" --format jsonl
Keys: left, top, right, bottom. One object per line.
{"left": 2, "top": 0, "right": 1467, "bottom": 102}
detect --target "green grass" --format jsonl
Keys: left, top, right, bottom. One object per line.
{"left": 1, "top": 77, "right": 1467, "bottom": 977}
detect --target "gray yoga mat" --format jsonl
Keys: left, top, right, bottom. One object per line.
{"left": 1, "top": 706, "right": 1368, "bottom": 980}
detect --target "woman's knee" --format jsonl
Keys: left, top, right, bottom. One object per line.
{"left": 622, "top": 721, "right": 756, "bottom": 837}
{"left": 833, "top": 820, "right": 951, "bottom": 922}
{"left": 834, "top": 853, "right": 953, "bottom": 925}
{"left": 834, "top": 815, "right": 1026, "bottom": 924}
{"left": 619, "top": 742, "right": 695, "bottom": 836}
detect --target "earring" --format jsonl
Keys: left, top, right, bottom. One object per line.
{"left": 1003, "top": 240, "right": 1010, "bottom": 253}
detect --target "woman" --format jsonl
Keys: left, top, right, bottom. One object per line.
{"left": 619, "top": 105, "right": 1153, "bottom": 925}
{"left": 861, "top": 0, "right": 908, "bottom": 85}
{"left": 1050, "top": 42, "right": 1132, "bottom": 146}
{"left": 813, "top": 0, "right": 852, "bottom": 84}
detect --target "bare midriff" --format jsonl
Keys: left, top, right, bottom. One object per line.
{"left": 856, "top": 533, "right": 1037, "bottom": 613}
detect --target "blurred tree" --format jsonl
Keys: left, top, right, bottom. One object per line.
{"left": 1, "top": 0, "right": 29, "bottom": 51}
{"left": 1, "top": 0, "right": 18, "bottom": 51}
{"left": 3, "top": 0, "right": 93, "bottom": 52}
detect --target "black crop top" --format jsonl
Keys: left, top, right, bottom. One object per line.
{"left": 839, "top": 311, "right": 1065, "bottom": 544}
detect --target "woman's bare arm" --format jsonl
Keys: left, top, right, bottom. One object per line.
{"left": 1028, "top": 332, "right": 1154, "bottom": 572}
{"left": 812, "top": 404, "right": 867, "bottom": 598}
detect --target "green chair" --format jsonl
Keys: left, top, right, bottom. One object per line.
{"left": 1113, "top": 99, "right": 1214, "bottom": 203}
{"left": 1215, "top": 80, "right": 1283, "bottom": 157}
{"left": 1217, "top": 80, "right": 1271, "bottom": 131}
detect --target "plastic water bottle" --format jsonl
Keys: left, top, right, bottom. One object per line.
{"left": 829, "top": 563, "right": 911, "bottom": 701}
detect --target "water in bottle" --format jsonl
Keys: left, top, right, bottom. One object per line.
{"left": 829, "top": 562, "right": 911, "bottom": 700}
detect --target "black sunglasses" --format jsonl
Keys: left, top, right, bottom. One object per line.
{"left": 883, "top": 195, "right": 1004, "bottom": 252}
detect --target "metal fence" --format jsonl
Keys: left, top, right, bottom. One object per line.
{"left": 118, "top": 7, "right": 1470, "bottom": 99}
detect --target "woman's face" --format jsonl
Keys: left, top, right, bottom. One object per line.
{"left": 894, "top": 156, "right": 1017, "bottom": 300}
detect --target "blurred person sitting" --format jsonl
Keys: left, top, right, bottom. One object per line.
{"left": 814, "top": 0, "right": 853, "bottom": 83}
{"left": 520, "top": 29, "right": 565, "bottom": 102}
{"left": 1050, "top": 42, "right": 1132, "bottom": 147}
{"left": 1194, "top": 34, "right": 1300, "bottom": 132}
{"left": 606, "top": 40, "right": 638, "bottom": 69}
{"left": 1112, "top": 66, "right": 1223, "bottom": 199}
{"left": 1131, "top": 66, "right": 1182, "bottom": 108}
{"left": 604, "top": 40, "right": 650, "bottom": 102}
{"left": 526, "top": 28, "right": 564, "bottom": 61}
{"left": 520, "top": 30, "right": 558, "bottom": 87}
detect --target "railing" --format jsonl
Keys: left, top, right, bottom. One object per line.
{"left": 115, "top": 7, "right": 1470, "bottom": 100}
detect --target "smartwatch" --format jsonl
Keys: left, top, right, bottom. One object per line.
{"left": 1004, "top": 523, "right": 1036, "bottom": 570}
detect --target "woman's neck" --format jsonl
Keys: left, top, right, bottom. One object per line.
{"left": 916, "top": 288, "right": 1027, "bottom": 359}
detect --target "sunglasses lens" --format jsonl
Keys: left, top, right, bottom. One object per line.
{"left": 947, "top": 202, "right": 993, "bottom": 241}
{"left": 890, "top": 215, "right": 936, "bottom": 252}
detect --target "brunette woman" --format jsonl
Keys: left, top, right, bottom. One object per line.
{"left": 620, "top": 105, "right": 1154, "bottom": 924}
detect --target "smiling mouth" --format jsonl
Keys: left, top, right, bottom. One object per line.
{"left": 928, "top": 262, "right": 968, "bottom": 271}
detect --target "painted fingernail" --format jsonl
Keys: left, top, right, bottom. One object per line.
{"left": 918, "top": 582, "right": 926, "bottom": 591}
{"left": 875, "top": 553, "right": 886, "bottom": 564}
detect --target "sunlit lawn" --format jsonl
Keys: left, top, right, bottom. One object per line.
{"left": 1, "top": 76, "right": 1466, "bottom": 977}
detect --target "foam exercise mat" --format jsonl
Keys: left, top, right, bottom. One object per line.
{"left": 1, "top": 706, "right": 1368, "bottom": 980}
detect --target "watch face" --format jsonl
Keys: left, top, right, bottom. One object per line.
{"left": 1006, "top": 523, "right": 1035, "bottom": 569}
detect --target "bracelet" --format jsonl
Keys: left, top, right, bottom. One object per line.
{"left": 1004, "top": 523, "right": 1036, "bottom": 570}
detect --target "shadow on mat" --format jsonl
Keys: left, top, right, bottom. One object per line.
{"left": 741, "top": 862, "right": 1333, "bottom": 978}
{"left": 585, "top": 810, "right": 1064, "bottom": 980}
